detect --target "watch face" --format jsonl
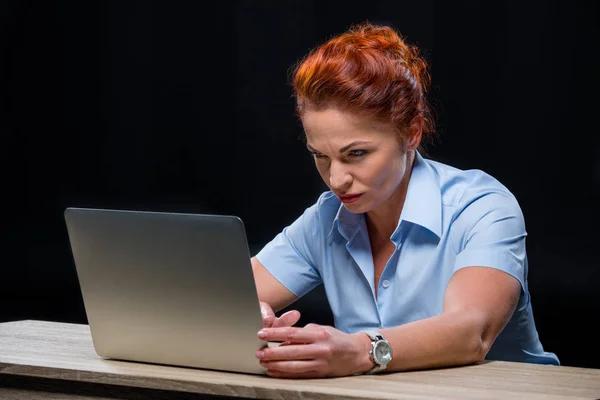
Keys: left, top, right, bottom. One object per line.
{"left": 373, "top": 341, "right": 392, "bottom": 364}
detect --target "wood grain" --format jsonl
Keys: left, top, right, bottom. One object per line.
{"left": 0, "top": 374, "right": 234, "bottom": 399}
{"left": 1, "top": 320, "right": 599, "bottom": 400}
{"left": 0, "top": 387, "right": 110, "bottom": 400}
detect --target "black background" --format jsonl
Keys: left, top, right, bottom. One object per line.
{"left": 3, "top": 1, "right": 599, "bottom": 369}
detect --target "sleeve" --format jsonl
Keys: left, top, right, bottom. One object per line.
{"left": 453, "top": 192, "right": 528, "bottom": 291}
{"left": 254, "top": 201, "right": 323, "bottom": 298}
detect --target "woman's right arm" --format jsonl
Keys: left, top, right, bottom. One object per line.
{"left": 251, "top": 197, "right": 326, "bottom": 328}
{"left": 252, "top": 256, "right": 300, "bottom": 328}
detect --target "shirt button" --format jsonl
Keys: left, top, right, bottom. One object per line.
{"left": 382, "top": 279, "right": 390, "bottom": 288}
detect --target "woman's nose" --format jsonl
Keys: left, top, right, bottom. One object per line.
{"left": 329, "top": 162, "right": 352, "bottom": 191}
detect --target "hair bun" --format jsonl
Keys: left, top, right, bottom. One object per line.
{"left": 346, "top": 23, "right": 431, "bottom": 94}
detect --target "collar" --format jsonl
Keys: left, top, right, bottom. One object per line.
{"left": 327, "top": 151, "right": 442, "bottom": 244}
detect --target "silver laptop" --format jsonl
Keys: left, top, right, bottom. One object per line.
{"left": 64, "top": 207, "right": 268, "bottom": 375}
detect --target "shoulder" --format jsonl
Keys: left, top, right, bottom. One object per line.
{"left": 423, "top": 158, "right": 525, "bottom": 244}
{"left": 425, "top": 158, "right": 520, "bottom": 211}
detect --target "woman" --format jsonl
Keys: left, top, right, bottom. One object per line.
{"left": 251, "top": 22, "right": 559, "bottom": 378}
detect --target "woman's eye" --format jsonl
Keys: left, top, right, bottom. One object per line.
{"left": 311, "top": 152, "right": 326, "bottom": 159}
{"left": 348, "top": 149, "right": 367, "bottom": 157}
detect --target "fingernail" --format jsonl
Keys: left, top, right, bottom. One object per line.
{"left": 257, "top": 330, "right": 267, "bottom": 339}
{"left": 256, "top": 350, "right": 264, "bottom": 359}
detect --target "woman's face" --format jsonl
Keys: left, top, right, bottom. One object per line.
{"left": 302, "top": 108, "right": 415, "bottom": 214}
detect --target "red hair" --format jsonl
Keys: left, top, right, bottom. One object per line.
{"left": 291, "top": 22, "right": 435, "bottom": 145}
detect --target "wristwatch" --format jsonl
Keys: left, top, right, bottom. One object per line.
{"left": 362, "top": 330, "right": 393, "bottom": 374}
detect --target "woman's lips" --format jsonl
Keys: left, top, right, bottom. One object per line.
{"left": 338, "top": 193, "right": 363, "bottom": 203}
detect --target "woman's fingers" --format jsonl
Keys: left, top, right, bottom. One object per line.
{"left": 260, "top": 302, "right": 275, "bottom": 328}
{"left": 256, "top": 324, "right": 352, "bottom": 379}
{"left": 273, "top": 310, "right": 301, "bottom": 328}
{"left": 258, "top": 326, "right": 330, "bottom": 344}
{"left": 260, "top": 303, "right": 301, "bottom": 328}
{"left": 257, "top": 342, "right": 329, "bottom": 361}
{"left": 260, "top": 359, "right": 325, "bottom": 375}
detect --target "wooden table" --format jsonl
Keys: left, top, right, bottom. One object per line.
{"left": 1, "top": 320, "right": 599, "bottom": 400}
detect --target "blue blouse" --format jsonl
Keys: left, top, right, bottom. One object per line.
{"left": 256, "top": 152, "right": 559, "bottom": 365}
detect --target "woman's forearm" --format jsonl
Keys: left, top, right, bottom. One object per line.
{"left": 354, "top": 310, "right": 490, "bottom": 373}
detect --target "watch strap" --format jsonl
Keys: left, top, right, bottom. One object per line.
{"left": 363, "top": 330, "right": 384, "bottom": 342}
{"left": 366, "top": 363, "right": 387, "bottom": 375}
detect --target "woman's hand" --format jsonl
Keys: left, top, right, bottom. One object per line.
{"left": 259, "top": 301, "right": 301, "bottom": 328}
{"left": 255, "top": 323, "right": 373, "bottom": 378}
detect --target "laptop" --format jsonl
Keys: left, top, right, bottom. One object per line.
{"left": 64, "top": 207, "right": 269, "bottom": 375}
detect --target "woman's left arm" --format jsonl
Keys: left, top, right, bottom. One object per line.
{"left": 368, "top": 265, "right": 521, "bottom": 372}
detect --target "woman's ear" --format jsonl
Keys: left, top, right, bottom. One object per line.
{"left": 402, "top": 116, "right": 423, "bottom": 152}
